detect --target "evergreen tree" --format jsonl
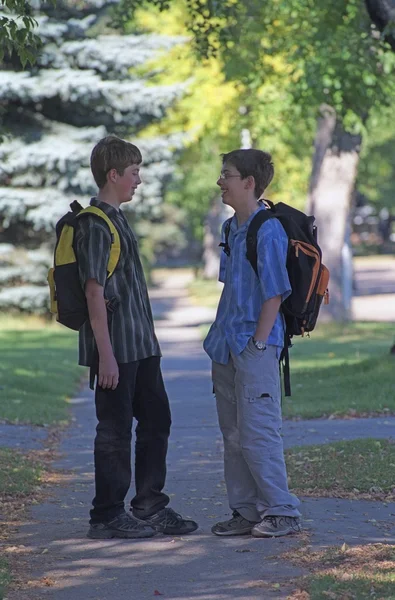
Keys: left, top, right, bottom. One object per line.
{"left": 0, "top": 0, "right": 185, "bottom": 313}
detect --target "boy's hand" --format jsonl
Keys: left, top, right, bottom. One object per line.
{"left": 98, "top": 354, "right": 119, "bottom": 390}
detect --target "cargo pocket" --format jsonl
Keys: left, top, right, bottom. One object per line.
{"left": 242, "top": 383, "right": 282, "bottom": 445}
{"left": 243, "top": 383, "right": 279, "bottom": 404}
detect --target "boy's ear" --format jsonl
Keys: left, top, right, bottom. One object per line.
{"left": 107, "top": 168, "right": 118, "bottom": 184}
{"left": 244, "top": 175, "right": 255, "bottom": 190}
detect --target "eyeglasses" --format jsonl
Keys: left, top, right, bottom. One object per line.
{"left": 219, "top": 173, "right": 242, "bottom": 180}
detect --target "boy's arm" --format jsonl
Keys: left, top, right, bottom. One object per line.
{"left": 254, "top": 295, "right": 282, "bottom": 342}
{"left": 75, "top": 217, "right": 119, "bottom": 390}
{"left": 254, "top": 220, "right": 291, "bottom": 343}
{"left": 85, "top": 279, "right": 119, "bottom": 390}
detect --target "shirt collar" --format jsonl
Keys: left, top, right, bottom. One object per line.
{"left": 90, "top": 197, "right": 121, "bottom": 218}
{"left": 230, "top": 200, "right": 266, "bottom": 233}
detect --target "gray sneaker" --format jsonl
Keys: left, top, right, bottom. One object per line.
{"left": 87, "top": 512, "right": 156, "bottom": 539}
{"left": 212, "top": 510, "right": 258, "bottom": 536}
{"left": 252, "top": 515, "right": 301, "bottom": 538}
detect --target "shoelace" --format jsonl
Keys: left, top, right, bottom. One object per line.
{"left": 263, "top": 516, "right": 300, "bottom": 532}
{"left": 159, "top": 508, "right": 184, "bottom": 526}
{"left": 111, "top": 513, "right": 144, "bottom": 530}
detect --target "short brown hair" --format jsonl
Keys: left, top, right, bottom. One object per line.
{"left": 90, "top": 135, "right": 142, "bottom": 188}
{"left": 221, "top": 149, "right": 274, "bottom": 198}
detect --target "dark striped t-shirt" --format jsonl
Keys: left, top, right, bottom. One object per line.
{"left": 74, "top": 198, "right": 161, "bottom": 366}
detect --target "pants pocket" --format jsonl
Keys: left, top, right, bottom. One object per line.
{"left": 243, "top": 383, "right": 279, "bottom": 404}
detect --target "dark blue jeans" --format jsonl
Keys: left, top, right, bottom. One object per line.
{"left": 90, "top": 357, "right": 171, "bottom": 524}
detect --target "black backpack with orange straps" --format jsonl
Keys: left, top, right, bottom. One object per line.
{"left": 221, "top": 201, "right": 330, "bottom": 395}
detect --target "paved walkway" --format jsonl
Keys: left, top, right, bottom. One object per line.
{"left": 353, "top": 256, "right": 395, "bottom": 321}
{"left": 5, "top": 272, "right": 395, "bottom": 600}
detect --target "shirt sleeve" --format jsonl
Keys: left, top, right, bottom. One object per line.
{"left": 74, "top": 216, "right": 112, "bottom": 290}
{"left": 256, "top": 219, "right": 291, "bottom": 303}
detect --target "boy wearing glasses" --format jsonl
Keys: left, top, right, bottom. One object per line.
{"left": 203, "top": 149, "right": 301, "bottom": 537}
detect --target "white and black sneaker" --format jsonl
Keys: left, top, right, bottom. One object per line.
{"left": 252, "top": 515, "right": 301, "bottom": 538}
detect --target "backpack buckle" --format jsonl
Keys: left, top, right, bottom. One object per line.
{"left": 219, "top": 242, "right": 230, "bottom": 256}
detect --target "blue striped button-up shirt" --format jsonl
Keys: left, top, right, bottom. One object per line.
{"left": 203, "top": 205, "right": 291, "bottom": 365}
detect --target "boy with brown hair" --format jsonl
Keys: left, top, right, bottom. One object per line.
{"left": 204, "top": 149, "right": 301, "bottom": 538}
{"left": 75, "top": 135, "right": 198, "bottom": 539}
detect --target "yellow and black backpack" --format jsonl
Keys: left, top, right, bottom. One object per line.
{"left": 47, "top": 201, "right": 121, "bottom": 331}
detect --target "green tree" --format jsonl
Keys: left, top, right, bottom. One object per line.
{"left": 115, "top": 0, "right": 395, "bottom": 319}
{"left": 0, "top": 0, "right": 186, "bottom": 312}
{"left": 0, "top": 0, "right": 43, "bottom": 66}
{"left": 357, "top": 104, "right": 395, "bottom": 211}
{"left": 125, "top": 3, "right": 315, "bottom": 277}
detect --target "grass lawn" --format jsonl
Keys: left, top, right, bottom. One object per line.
{"left": 0, "top": 448, "right": 42, "bottom": 496}
{"left": 0, "top": 316, "right": 83, "bottom": 425}
{"left": 283, "top": 321, "right": 394, "bottom": 419}
{"left": 288, "top": 544, "right": 395, "bottom": 599}
{"left": 0, "top": 316, "right": 83, "bottom": 598}
{"left": 0, "top": 558, "right": 10, "bottom": 600}
{"left": 286, "top": 438, "right": 395, "bottom": 500}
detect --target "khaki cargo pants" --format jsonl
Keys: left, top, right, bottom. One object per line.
{"left": 213, "top": 340, "right": 301, "bottom": 522}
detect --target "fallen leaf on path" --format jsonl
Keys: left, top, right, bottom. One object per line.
{"left": 154, "top": 591, "right": 163, "bottom": 596}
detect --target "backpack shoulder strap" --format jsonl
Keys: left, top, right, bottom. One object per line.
{"left": 219, "top": 217, "right": 232, "bottom": 256}
{"left": 77, "top": 206, "right": 121, "bottom": 278}
{"left": 246, "top": 209, "right": 276, "bottom": 275}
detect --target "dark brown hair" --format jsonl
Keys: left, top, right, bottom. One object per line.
{"left": 221, "top": 149, "right": 274, "bottom": 198}
{"left": 90, "top": 135, "right": 142, "bottom": 189}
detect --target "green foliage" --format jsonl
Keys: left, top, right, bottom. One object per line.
{"left": 131, "top": 203, "right": 188, "bottom": 276}
{"left": 126, "top": 2, "right": 315, "bottom": 243}
{"left": 123, "top": 0, "right": 395, "bottom": 130}
{"left": 0, "top": 0, "right": 44, "bottom": 66}
{"left": 357, "top": 103, "right": 395, "bottom": 209}
{"left": 118, "top": 0, "right": 395, "bottom": 244}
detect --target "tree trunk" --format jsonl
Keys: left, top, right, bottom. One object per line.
{"left": 307, "top": 105, "right": 362, "bottom": 321}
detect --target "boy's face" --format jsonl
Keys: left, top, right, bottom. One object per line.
{"left": 111, "top": 163, "right": 142, "bottom": 204}
{"left": 217, "top": 162, "right": 252, "bottom": 208}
